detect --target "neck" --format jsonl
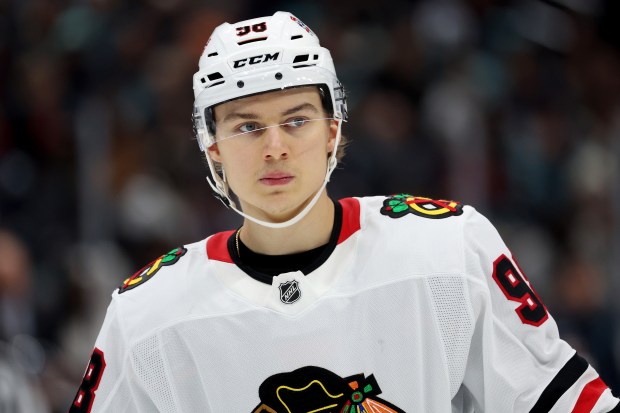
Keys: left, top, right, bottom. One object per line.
{"left": 239, "top": 192, "right": 335, "bottom": 255}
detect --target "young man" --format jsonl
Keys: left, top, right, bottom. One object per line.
{"left": 71, "top": 12, "right": 619, "bottom": 412}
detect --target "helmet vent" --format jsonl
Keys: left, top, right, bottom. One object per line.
{"left": 238, "top": 37, "right": 268, "bottom": 46}
{"left": 291, "top": 35, "right": 303, "bottom": 40}
{"left": 207, "top": 52, "right": 218, "bottom": 57}
{"left": 207, "top": 72, "right": 223, "bottom": 81}
{"left": 292, "top": 54, "right": 309, "bottom": 63}
{"left": 207, "top": 81, "right": 225, "bottom": 88}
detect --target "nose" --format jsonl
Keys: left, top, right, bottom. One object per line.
{"left": 262, "top": 125, "right": 289, "bottom": 161}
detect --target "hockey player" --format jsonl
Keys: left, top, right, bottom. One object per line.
{"left": 70, "top": 11, "right": 619, "bottom": 412}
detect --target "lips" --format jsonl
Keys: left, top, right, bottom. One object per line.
{"left": 259, "top": 172, "right": 294, "bottom": 186}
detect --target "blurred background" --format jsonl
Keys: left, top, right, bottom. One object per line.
{"left": 1, "top": 0, "right": 619, "bottom": 410}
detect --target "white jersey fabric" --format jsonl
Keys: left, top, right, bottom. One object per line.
{"left": 71, "top": 195, "right": 620, "bottom": 413}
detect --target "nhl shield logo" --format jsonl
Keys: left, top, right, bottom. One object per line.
{"left": 279, "top": 280, "right": 301, "bottom": 304}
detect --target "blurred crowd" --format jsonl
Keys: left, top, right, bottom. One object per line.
{"left": 1, "top": 0, "right": 619, "bottom": 411}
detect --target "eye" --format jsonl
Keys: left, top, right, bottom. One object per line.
{"left": 239, "top": 122, "right": 260, "bottom": 133}
{"left": 286, "top": 117, "right": 308, "bottom": 128}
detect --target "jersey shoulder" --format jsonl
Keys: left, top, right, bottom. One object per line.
{"left": 114, "top": 239, "right": 209, "bottom": 298}
{"left": 107, "top": 239, "right": 213, "bottom": 340}
{"left": 117, "top": 246, "right": 190, "bottom": 294}
{"left": 347, "top": 194, "right": 481, "bottom": 280}
{"left": 354, "top": 193, "right": 477, "bottom": 232}
{"left": 356, "top": 193, "right": 503, "bottom": 257}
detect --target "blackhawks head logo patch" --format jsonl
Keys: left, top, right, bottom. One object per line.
{"left": 381, "top": 194, "right": 463, "bottom": 219}
{"left": 118, "top": 247, "right": 187, "bottom": 293}
{"left": 252, "top": 366, "right": 405, "bottom": 413}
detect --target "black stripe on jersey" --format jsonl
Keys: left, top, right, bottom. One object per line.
{"left": 530, "top": 353, "right": 588, "bottom": 413}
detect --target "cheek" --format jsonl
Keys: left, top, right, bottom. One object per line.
{"left": 216, "top": 144, "right": 253, "bottom": 178}
{"left": 296, "top": 129, "right": 332, "bottom": 158}
{"left": 295, "top": 143, "right": 328, "bottom": 170}
{"left": 218, "top": 137, "right": 255, "bottom": 161}
{"left": 298, "top": 144, "right": 330, "bottom": 178}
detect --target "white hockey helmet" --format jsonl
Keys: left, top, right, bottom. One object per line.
{"left": 192, "top": 12, "right": 348, "bottom": 229}
{"left": 192, "top": 11, "right": 347, "bottom": 150}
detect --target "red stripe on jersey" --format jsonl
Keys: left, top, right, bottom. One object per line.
{"left": 337, "top": 197, "right": 361, "bottom": 244}
{"left": 207, "top": 198, "right": 360, "bottom": 263}
{"left": 206, "top": 230, "right": 235, "bottom": 263}
{"left": 571, "top": 377, "right": 608, "bottom": 413}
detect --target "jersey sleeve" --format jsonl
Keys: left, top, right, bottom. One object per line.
{"left": 69, "top": 293, "right": 142, "bottom": 413}
{"left": 460, "top": 208, "right": 619, "bottom": 413}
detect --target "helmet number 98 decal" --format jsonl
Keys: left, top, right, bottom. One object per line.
{"left": 236, "top": 22, "right": 267, "bottom": 36}
{"left": 492, "top": 254, "right": 548, "bottom": 326}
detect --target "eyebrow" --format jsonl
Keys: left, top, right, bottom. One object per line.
{"left": 221, "top": 102, "right": 320, "bottom": 123}
{"left": 281, "top": 103, "right": 320, "bottom": 117}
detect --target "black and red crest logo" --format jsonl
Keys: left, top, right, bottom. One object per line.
{"left": 252, "top": 366, "right": 405, "bottom": 413}
{"left": 278, "top": 280, "right": 301, "bottom": 304}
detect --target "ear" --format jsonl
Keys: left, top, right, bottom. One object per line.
{"left": 327, "top": 119, "right": 338, "bottom": 153}
{"left": 207, "top": 143, "right": 222, "bottom": 163}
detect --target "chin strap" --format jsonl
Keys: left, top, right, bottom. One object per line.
{"left": 205, "top": 119, "right": 343, "bottom": 229}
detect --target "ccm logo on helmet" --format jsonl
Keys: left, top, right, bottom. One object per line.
{"left": 232, "top": 52, "right": 280, "bottom": 69}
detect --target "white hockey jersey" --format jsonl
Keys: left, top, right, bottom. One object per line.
{"left": 70, "top": 195, "right": 620, "bottom": 412}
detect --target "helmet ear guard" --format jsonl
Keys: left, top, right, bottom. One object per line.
{"left": 192, "top": 106, "right": 209, "bottom": 153}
